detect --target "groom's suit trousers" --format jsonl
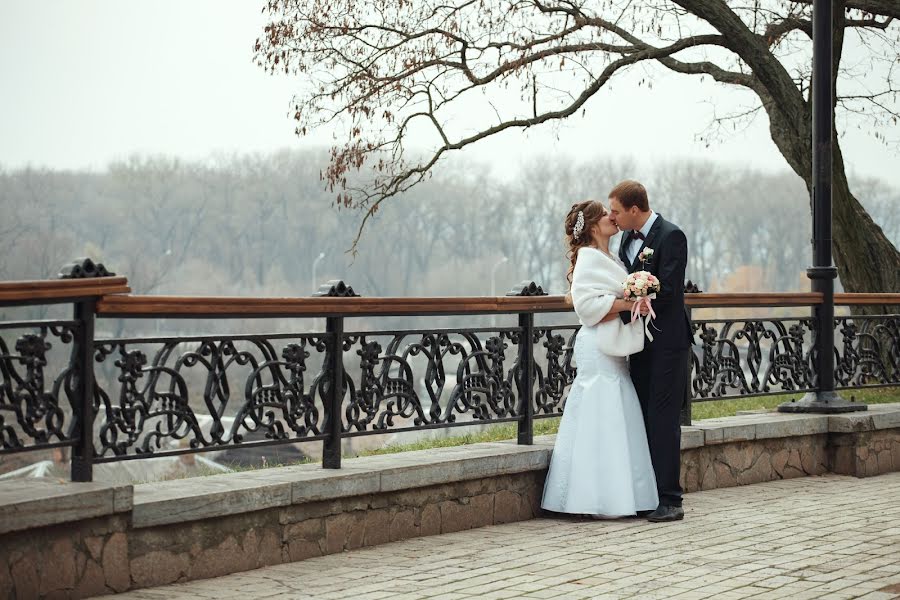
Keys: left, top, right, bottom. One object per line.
{"left": 630, "top": 346, "right": 688, "bottom": 508}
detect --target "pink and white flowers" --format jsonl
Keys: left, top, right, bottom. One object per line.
{"left": 623, "top": 271, "right": 660, "bottom": 300}
{"left": 624, "top": 270, "right": 660, "bottom": 342}
{"left": 638, "top": 247, "right": 654, "bottom": 264}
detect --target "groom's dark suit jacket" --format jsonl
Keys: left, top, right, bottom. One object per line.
{"left": 618, "top": 215, "right": 693, "bottom": 349}
{"left": 619, "top": 213, "right": 693, "bottom": 507}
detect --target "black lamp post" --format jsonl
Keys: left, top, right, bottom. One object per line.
{"left": 779, "top": 0, "right": 866, "bottom": 414}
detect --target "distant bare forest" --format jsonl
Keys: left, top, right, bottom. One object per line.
{"left": 2, "top": 150, "right": 897, "bottom": 304}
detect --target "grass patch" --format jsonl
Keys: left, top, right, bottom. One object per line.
{"left": 690, "top": 387, "right": 899, "bottom": 420}
{"left": 354, "top": 418, "right": 562, "bottom": 458}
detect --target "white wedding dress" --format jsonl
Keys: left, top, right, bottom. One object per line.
{"left": 541, "top": 247, "right": 659, "bottom": 517}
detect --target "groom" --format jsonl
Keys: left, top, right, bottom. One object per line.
{"left": 608, "top": 180, "right": 693, "bottom": 523}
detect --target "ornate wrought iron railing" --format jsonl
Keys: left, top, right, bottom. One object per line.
{"left": 0, "top": 262, "right": 897, "bottom": 481}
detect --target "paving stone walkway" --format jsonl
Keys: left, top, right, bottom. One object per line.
{"left": 109, "top": 473, "right": 900, "bottom": 600}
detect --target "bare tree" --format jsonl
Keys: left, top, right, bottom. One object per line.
{"left": 256, "top": 0, "right": 900, "bottom": 293}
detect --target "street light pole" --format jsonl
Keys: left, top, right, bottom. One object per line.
{"left": 491, "top": 256, "right": 508, "bottom": 328}
{"left": 779, "top": 0, "right": 864, "bottom": 414}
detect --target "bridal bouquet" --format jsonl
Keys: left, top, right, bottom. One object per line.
{"left": 623, "top": 270, "right": 660, "bottom": 341}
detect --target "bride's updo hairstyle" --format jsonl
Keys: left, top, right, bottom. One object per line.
{"left": 565, "top": 200, "right": 607, "bottom": 287}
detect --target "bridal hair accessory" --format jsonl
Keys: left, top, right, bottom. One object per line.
{"left": 573, "top": 211, "right": 585, "bottom": 240}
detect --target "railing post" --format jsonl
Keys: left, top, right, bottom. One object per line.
{"left": 508, "top": 281, "right": 546, "bottom": 446}
{"left": 518, "top": 312, "right": 534, "bottom": 445}
{"left": 323, "top": 315, "right": 344, "bottom": 468}
{"left": 70, "top": 298, "right": 96, "bottom": 482}
{"left": 314, "top": 279, "right": 358, "bottom": 469}
{"left": 682, "top": 281, "right": 701, "bottom": 426}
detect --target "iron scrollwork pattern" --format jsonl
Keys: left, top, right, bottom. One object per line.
{"left": 0, "top": 322, "right": 78, "bottom": 451}
{"left": 92, "top": 334, "right": 329, "bottom": 457}
{"left": 343, "top": 330, "right": 522, "bottom": 433}
{"left": 690, "top": 318, "right": 817, "bottom": 399}
{"left": 533, "top": 326, "right": 578, "bottom": 416}
{"left": 834, "top": 315, "right": 899, "bottom": 388}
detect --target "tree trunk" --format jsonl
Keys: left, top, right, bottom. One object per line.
{"left": 831, "top": 139, "right": 900, "bottom": 296}
{"left": 767, "top": 108, "right": 900, "bottom": 300}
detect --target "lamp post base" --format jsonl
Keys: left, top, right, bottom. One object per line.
{"left": 777, "top": 391, "right": 868, "bottom": 414}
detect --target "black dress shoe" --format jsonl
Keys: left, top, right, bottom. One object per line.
{"left": 646, "top": 505, "right": 684, "bottom": 522}
{"left": 635, "top": 510, "right": 653, "bottom": 517}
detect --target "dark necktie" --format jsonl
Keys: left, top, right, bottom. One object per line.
{"left": 632, "top": 231, "right": 645, "bottom": 241}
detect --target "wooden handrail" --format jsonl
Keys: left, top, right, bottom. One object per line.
{"left": 91, "top": 291, "right": 882, "bottom": 318}
{"left": 834, "top": 293, "right": 900, "bottom": 305}
{"left": 0, "top": 277, "right": 131, "bottom": 305}
{"left": 0, "top": 284, "right": 886, "bottom": 317}
{"left": 685, "top": 293, "right": 823, "bottom": 308}
{"left": 96, "top": 294, "right": 574, "bottom": 318}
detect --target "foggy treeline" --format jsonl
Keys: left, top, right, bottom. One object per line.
{"left": 1, "top": 149, "right": 898, "bottom": 309}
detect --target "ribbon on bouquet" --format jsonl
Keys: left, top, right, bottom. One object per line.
{"left": 630, "top": 296, "right": 658, "bottom": 342}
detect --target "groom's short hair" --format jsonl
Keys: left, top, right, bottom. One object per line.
{"left": 609, "top": 180, "right": 649, "bottom": 212}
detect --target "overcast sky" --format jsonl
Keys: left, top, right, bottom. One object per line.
{"left": 1, "top": 1, "right": 897, "bottom": 188}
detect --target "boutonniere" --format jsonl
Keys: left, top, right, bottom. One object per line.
{"left": 638, "top": 247, "right": 654, "bottom": 265}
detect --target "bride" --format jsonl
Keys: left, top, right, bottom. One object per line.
{"left": 541, "top": 200, "right": 659, "bottom": 518}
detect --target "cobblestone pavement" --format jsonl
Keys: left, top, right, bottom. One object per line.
{"left": 110, "top": 473, "right": 900, "bottom": 600}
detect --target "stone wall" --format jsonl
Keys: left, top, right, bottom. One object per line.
{"left": 3, "top": 404, "right": 900, "bottom": 599}
{"left": 830, "top": 429, "right": 900, "bottom": 478}
{"left": 681, "top": 434, "right": 829, "bottom": 492}
{"left": 0, "top": 472, "right": 545, "bottom": 599}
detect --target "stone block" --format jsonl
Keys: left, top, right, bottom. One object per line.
{"left": 754, "top": 416, "right": 828, "bottom": 440}
{"left": 771, "top": 448, "right": 789, "bottom": 476}
{"left": 103, "top": 532, "right": 130, "bottom": 593}
{"left": 722, "top": 443, "right": 755, "bottom": 472}
{"left": 189, "top": 534, "right": 258, "bottom": 581}
{"left": 284, "top": 519, "right": 324, "bottom": 562}
{"left": 290, "top": 467, "right": 381, "bottom": 504}
{"left": 10, "top": 553, "right": 40, "bottom": 600}
{"left": 494, "top": 490, "right": 523, "bottom": 524}
{"left": 380, "top": 460, "right": 466, "bottom": 493}
{"left": 680, "top": 427, "right": 705, "bottom": 450}
{"left": 363, "top": 509, "right": 392, "bottom": 547}
{"left": 719, "top": 424, "right": 757, "bottom": 444}
{"left": 130, "top": 550, "right": 190, "bottom": 588}
{"left": 830, "top": 444, "right": 856, "bottom": 476}
{"left": 438, "top": 500, "right": 464, "bottom": 534}
{"left": 132, "top": 476, "right": 291, "bottom": 528}
{"left": 872, "top": 410, "right": 900, "bottom": 431}
{"left": 699, "top": 425, "right": 724, "bottom": 445}
{"left": 829, "top": 413, "right": 876, "bottom": 433}
{"left": 390, "top": 508, "right": 419, "bottom": 542}
{"left": 74, "top": 559, "right": 107, "bottom": 599}
{"left": 799, "top": 443, "right": 821, "bottom": 474}
{"left": 84, "top": 536, "right": 104, "bottom": 562}
{"left": 325, "top": 511, "right": 366, "bottom": 553}
{"left": 738, "top": 453, "right": 774, "bottom": 486}
{"left": 713, "top": 461, "right": 736, "bottom": 488}
{"left": 681, "top": 459, "right": 701, "bottom": 493}
{"left": 419, "top": 504, "right": 441, "bottom": 537}
{"left": 0, "top": 478, "right": 130, "bottom": 535}
{"left": 256, "top": 528, "right": 283, "bottom": 567}
{"left": 112, "top": 484, "right": 133, "bottom": 513}
{"left": 39, "top": 538, "right": 77, "bottom": 596}
{"left": 876, "top": 448, "right": 893, "bottom": 474}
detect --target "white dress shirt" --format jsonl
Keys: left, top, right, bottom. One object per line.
{"left": 626, "top": 211, "right": 658, "bottom": 265}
